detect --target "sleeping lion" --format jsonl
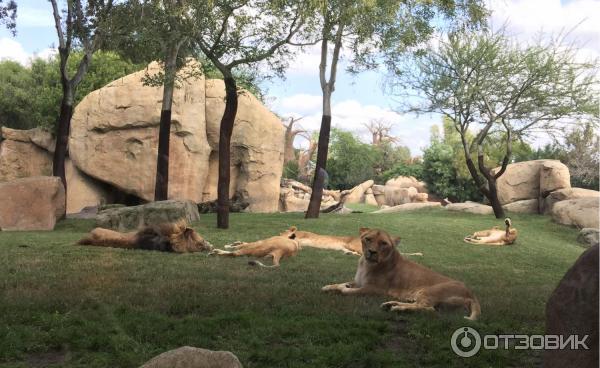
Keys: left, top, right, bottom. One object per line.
{"left": 77, "top": 220, "right": 214, "bottom": 253}
{"left": 464, "top": 218, "right": 517, "bottom": 246}
{"left": 322, "top": 228, "right": 481, "bottom": 320}
{"left": 209, "top": 230, "right": 300, "bottom": 268}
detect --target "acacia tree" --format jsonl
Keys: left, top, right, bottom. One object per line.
{"left": 304, "top": 0, "right": 488, "bottom": 218}
{"left": 49, "top": 0, "right": 114, "bottom": 195}
{"left": 364, "top": 118, "right": 398, "bottom": 145}
{"left": 393, "top": 29, "right": 598, "bottom": 217}
{"left": 192, "top": 0, "right": 313, "bottom": 229}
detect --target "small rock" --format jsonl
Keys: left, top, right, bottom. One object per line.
{"left": 140, "top": 346, "right": 242, "bottom": 368}
{"left": 445, "top": 201, "right": 493, "bottom": 215}
{"left": 577, "top": 228, "right": 599, "bottom": 248}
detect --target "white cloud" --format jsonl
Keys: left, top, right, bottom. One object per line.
{"left": 0, "top": 37, "right": 57, "bottom": 65}
{"left": 273, "top": 96, "right": 439, "bottom": 155}
{"left": 0, "top": 37, "right": 29, "bottom": 64}
{"left": 273, "top": 93, "right": 322, "bottom": 115}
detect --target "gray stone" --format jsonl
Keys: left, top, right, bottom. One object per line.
{"left": 140, "top": 346, "right": 242, "bottom": 368}
{"left": 96, "top": 200, "right": 200, "bottom": 231}
{"left": 577, "top": 228, "right": 599, "bottom": 248}
{"left": 543, "top": 245, "right": 598, "bottom": 368}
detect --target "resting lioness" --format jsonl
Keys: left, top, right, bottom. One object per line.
{"left": 280, "top": 226, "right": 422, "bottom": 257}
{"left": 322, "top": 228, "right": 481, "bottom": 320}
{"left": 77, "top": 220, "right": 214, "bottom": 253}
{"left": 464, "top": 218, "right": 517, "bottom": 246}
{"left": 209, "top": 231, "right": 300, "bottom": 268}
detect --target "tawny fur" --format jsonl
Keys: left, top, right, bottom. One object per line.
{"left": 280, "top": 226, "right": 423, "bottom": 257}
{"left": 210, "top": 231, "right": 300, "bottom": 268}
{"left": 464, "top": 218, "right": 518, "bottom": 246}
{"left": 77, "top": 220, "right": 213, "bottom": 253}
{"left": 322, "top": 228, "right": 481, "bottom": 320}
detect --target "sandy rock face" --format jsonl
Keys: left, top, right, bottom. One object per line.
{"left": 140, "top": 346, "right": 242, "bottom": 368}
{"left": 344, "top": 180, "right": 374, "bottom": 204}
{"left": 551, "top": 198, "right": 599, "bottom": 229}
{"left": 502, "top": 199, "right": 539, "bottom": 214}
{"left": 69, "top": 62, "right": 283, "bottom": 212}
{"left": 494, "top": 160, "right": 570, "bottom": 205}
{"left": 66, "top": 159, "right": 113, "bottom": 214}
{"left": 70, "top": 62, "right": 211, "bottom": 204}
{"left": 0, "top": 129, "right": 53, "bottom": 181}
{"left": 542, "top": 187, "right": 600, "bottom": 214}
{"left": 445, "top": 201, "right": 493, "bottom": 215}
{"left": 0, "top": 176, "right": 65, "bottom": 230}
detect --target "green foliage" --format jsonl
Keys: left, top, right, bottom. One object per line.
{"left": 0, "top": 52, "right": 141, "bottom": 132}
{"left": 326, "top": 129, "right": 378, "bottom": 189}
{"left": 0, "top": 210, "right": 585, "bottom": 367}
{"left": 282, "top": 160, "right": 299, "bottom": 180}
{"left": 372, "top": 142, "right": 411, "bottom": 180}
{"left": 422, "top": 141, "right": 482, "bottom": 202}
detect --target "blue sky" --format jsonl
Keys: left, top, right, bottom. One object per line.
{"left": 1, "top": 0, "right": 598, "bottom": 155}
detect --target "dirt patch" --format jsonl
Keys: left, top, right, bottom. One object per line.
{"left": 26, "top": 347, "right": 69, "bottom": 367}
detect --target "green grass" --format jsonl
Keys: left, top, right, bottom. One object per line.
{"left": 0, "top": 209, "right": 584, "bottom": 367}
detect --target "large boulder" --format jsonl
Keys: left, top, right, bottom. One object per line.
{"left": 344, "top": 180, "right": 374, "bottom": 204}
{"left": 494, "top": 160, "right": 570, "bottom": 205}
{"left": 372, "top": 202, "right": 441, "bottom": 214}
{"left": 543, "top": 188, "right": 600, "bottom": 214}
{"left": 364, "top": 188, "right": 378, "bottom": 206}
{"left": 543, "top": 245, "right": 598, "bottom": 368}
{"left": 0, "top": 176, "right": 65, "bottom": 231}
{"left": 384, "top": 186, "right": 418, "bottom": 206}
{"left": 552, "top": 198, "right": 599, "bottom": 229}
{"left": 502, "top": 199, "right": 539, "bottom": 214}
{"left": 69, "top": 61, "right": 283, "bottom": 213}
{"left": 445, "top": 201, "right": 493, "bottom": 215}
{"left": 96, "top": 200, "right": 200, "bottom": 231}
{"left": 0, "top": 129, "right": 53, "bottom": 181}
{"left": 66, "top": 159, "right": 113, "bottom": 214}
{"left": 385, "top": 176, "right": 428, "bottom": 193}
{"left": 140, "top": 346, "right": 242, "bottom": 368}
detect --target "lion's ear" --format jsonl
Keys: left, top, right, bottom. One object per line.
{"left": 289, "top": 226, "right": 297, "bottom": 232}
{"left": 392, "top": 236, "right": 401, "bottom": 246}
{"left": 359, "top": 227, "right": 370, "bottom": 235}
{"left": 288, "top": 233, "right": 297, "bottom": 240}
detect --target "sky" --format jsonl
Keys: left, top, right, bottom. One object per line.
{"left": 1, "top": 0, "right": 598, "bottom": 155}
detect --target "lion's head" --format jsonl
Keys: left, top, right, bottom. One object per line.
{"left": 280, "top": 226, "right": 298, "bottom": 239}
{"left": 359, "top": 227, "right": 400, "bottom": 264}
{"left": 165, "top": 220, "right": 214, "bottom": 253}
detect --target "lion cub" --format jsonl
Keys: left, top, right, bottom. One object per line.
{"left": 209, "top": 230, "right": 300, "bottom": 268}
{"left": 464, "top": 218, "right": 517, "bottom": 246}
{"left": 322, "top": 228, "right": 481, "bottom": 320}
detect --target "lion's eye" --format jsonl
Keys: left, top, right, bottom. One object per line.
{"left": 379, "top": 241, "right": 388, "bottom": 247}
{"left": 364, "top": 237, "right": 372, "bottom": 242}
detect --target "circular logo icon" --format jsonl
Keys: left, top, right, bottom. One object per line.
{"left": 451, "top": 327, "right": 481, "bottom": 357}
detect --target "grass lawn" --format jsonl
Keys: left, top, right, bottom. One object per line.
{"left": 0, "top": 208, "right": 584, "bottom": 367}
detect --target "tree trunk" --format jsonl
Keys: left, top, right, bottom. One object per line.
{"left": 154, "top": 45, "right": 179, "bottom": 201}
{"left": 305, "top": 111, "right": 331, "bottom": 218}
{"left": 52, "top": 88, "right": 74, "bottom": 195}
{"left": 487, "top": 177, "right": 505, "bottom": 218}
{"left": 217, "top": 75, "right": 238, "bottom": 229}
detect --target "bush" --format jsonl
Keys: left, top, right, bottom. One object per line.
{"left": 282, "top": 160, "right": 299, "bottom": 180}
{"left": 327, "top": 129, "right": 378, "bottom": 190}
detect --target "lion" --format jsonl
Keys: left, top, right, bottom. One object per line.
{"left": 322, "top": 228, "right": 481, "bottom": 320}
{"left": 280, "top": 226, "right": 423, "bottom": 257}
{"left": 77, "top": 220, "right": 214, "bottom": 253}
{"left": 464, "top": 218, "right": 517, "bottom": 246}
{"left": 209, "top": 231, "right": 300, "bottom": 268}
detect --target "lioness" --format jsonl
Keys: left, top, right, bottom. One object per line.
{"left": 280, "top": 226, "right": 423, "bottom": 257}
{"left": 464, "top": 218, "right": 517, "bottom": 246}
{"left": 209, "top": 231, "right": 300, "bottom": 268}
{"left": 322, "top": 228, "right": 481, "bottom": 320}
{"left": 77, "top": 220, "right": 214, "bottom": 253}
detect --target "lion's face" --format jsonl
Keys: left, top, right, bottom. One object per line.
{"left": 280, "top": 226, "right": 298, "bottom": 238}
{"left": 359, "top": 228, "right": 400, "bottom": 264}
{"left": 183, "top": 227, "right": 214, "bottom": 252}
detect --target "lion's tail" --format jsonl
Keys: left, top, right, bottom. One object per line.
{"left": 463, "top": 237, "right": 505, "bottom": 246}
{"left": 248, "top": 260, "right": 279, "bottom": 268}
{"left": 465, "top": 297, "right": 481, "bottom": 321}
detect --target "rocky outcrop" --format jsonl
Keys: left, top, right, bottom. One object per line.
{"left": 66, "top": 159, "right": 113, "bottom": 214}
{"left": 551, "top": 198, "right": 599, "bottom": 229}
{"left": 0, "top": 176, "right": 65, "bottom": 231}
{"left": 140, "top": 346, "right": 242, "bottom": 368}
{"left": 385, "top": 176, "right": 427, "bottom": 193}
{"left": 543, "top": 188, "right": 600, "bottom": 214}
{"left": 278, "top": 179, "right": 338, "bottom": 212}
{"left": 69, "top": 61, "right": 284, "bottom": 213}
{"left": 494, "top": 160, "right": 570, "bottom": 205}
{"left": 0, "top": 127, "right": 53, "bottom": 181}
{"left": 96, "top": 200, "right": 200, "bottom": 231}
{"left": 502, "top": 199, "right": 538, "bottom": 214}
{"left": 577, "top": 228, "right": 599, "bottom": 248}
{"left": 344, "top": 180, "right": 374, "bottom": 204}
{"left": 372, "top": 202, "right": 441, "bottom": 214}
{"left": 445, "top": 202, "right": 493, "bottom": 215}
{"left": 384, "top": 186, "right": 418, "bottom": 206}
{"left": 543, "top": 245, "right": 598, "bottom": 368}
